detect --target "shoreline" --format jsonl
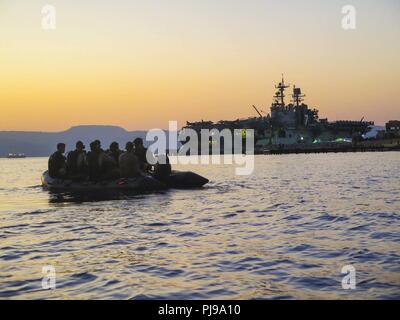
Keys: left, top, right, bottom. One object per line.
{"left": 256, "top": 145, "right": 400, "bottom": 155}
{"left": 1, "top": 148, "right": 400, "bottom": 159}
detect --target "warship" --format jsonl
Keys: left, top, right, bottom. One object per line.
{"left": 182, "top": 76, "right": 378, "bottom": 154}
{"left": 7, "top": 153, "right": 26, "bottom": 159}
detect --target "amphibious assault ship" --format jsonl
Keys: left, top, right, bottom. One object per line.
{"left": 7, "top": 153, "right": 26, "bottom": 159}
{"left": 182, "top": 76, "right": 375, "bottom": 153}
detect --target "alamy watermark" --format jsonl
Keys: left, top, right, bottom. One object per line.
{"left": 40, "top": 5, "right": 357, "bottom": 32}
{"left": 341, "top": 265, "right": 356, "bottom": 290}
{"left": 42, "top": 265, "right": 56, "bottom": 290}
{"left": 146, "top": 121, "right": 255, "bottom": 176}
{"left": 41, "top": 5, "right": 56, "bottom": 30}
{"left": 342, "top": 5, "right": 356, "bottom": 30}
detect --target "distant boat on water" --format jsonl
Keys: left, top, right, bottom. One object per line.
{"left": 7, "top": 153, "right": 26, "bottom": 158}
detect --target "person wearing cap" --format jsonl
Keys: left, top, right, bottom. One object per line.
{"left": 86, "top": 140, "right": 120, "bottom": 181}
{"left": 119, "top": 142, "right": 141, "bottom": 178}
{"left": 133, "top": 137, "right": 153, "bottom": 172}
{"left": 106, "top": 141, "right": 122, "bottom": 167}
{"left": 87, "top": 141, "right": 102, "bottom": 181}
{"left": 66, "top": 141, "right": 87, "bottom": 180}
{"left": 48, "top": 143, "right": 67, "bottom": 179}
{"left": 153, "top": 154, "right": 172, "bottom": 182}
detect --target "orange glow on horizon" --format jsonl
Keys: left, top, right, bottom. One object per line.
{"left": 1, "top": 0, "right": 399, "bottom": 131}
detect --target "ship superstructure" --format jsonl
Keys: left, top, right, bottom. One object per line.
{"left": 182, "top": 76, "right": 374, "bottom": 151}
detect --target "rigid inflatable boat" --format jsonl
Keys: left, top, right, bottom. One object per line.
{"left": 41, "top": 170, "right": 208, "bottom": 192}
{"left": 165, "top": 171, "right": 209, "bottom": 189}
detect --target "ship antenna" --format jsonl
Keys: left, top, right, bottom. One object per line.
{"left": 292, "top": 85, "right": 306, "bottom": 107}
{"left": 274, "top": 74, "right": 290, "bottom": 107}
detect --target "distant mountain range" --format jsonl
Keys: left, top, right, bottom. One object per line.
{"left": 0, "top": 125, "right": 156, "bottom": 157}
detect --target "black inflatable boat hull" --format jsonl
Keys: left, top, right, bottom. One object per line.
{"left": 41, "top": 171, "right": 166, "bottom": 192}
{"left": 166, "top": 171, "right": 209, "bottom": 189}
{"left": 41, "top": 170, "right": 209, "bottom": 192}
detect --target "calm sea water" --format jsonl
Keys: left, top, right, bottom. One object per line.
{"left": 0, "top": 153, "right": 399, "bottom": 300}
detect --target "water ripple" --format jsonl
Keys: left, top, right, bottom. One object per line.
{"left": 0, "top": 154, "right": 399, "bottom": 299}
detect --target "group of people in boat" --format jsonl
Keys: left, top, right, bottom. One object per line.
{"left": 48, "top": 138, "right": 171, "bottom": 182}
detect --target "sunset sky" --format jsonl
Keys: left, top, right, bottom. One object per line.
{"left": 0, "top": 0, "right": 399, "bottom": 131}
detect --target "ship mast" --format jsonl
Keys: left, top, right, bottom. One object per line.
{"left": 292, "top": 85, "right": 306, "bottom": 107}
{"left": 274, "top": 74, "right": 290, "bottom": 107}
